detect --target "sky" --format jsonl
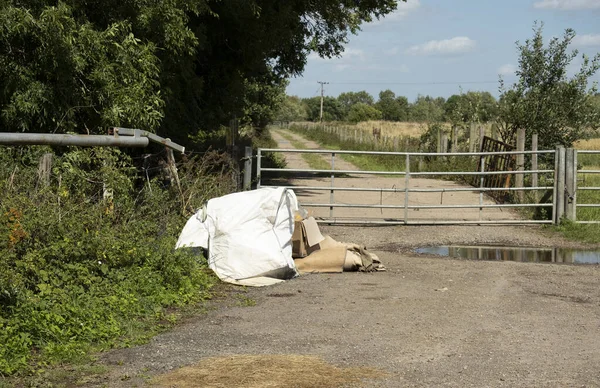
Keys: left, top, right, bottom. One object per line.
{"left": 286, "top": 0, "right": 600, "bottom": 102}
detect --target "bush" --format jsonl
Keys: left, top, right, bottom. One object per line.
{"left": 0, "top": 146, "right": 234, "bottom": 375}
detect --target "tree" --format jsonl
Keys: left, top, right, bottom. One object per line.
{"left": 302, "top": 96, "right": 344, "bottom": 122}
{"left": 375, "top": 90, "right": 408, "bottom": 121}
{"left": 346, "top": 103, "right": 382, "bottom": 123}
{"left": 444, "top": 91, "right": 497, "bottom": 125}
{"left": 275, "top": 95, "right": 309, "bottom": 122}
{"left": 409, "top": 95, "right": 445, "bottom": 122}
{"left": 497, "top": 23, "right": 600, "bottom": 147}
{"left": 338, "top": 91, "right": 374, "bottom": 117}
{"left": 0, "top": 0, "right": 398, "bottom": 147}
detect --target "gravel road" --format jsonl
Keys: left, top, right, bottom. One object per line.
{"left": 92, "top": 129, "right": 600, "bottom": 388}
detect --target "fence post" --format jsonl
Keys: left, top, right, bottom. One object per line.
{"left": 479, "top": 124, "right": 485, "bottom": 151}
{"left": 243, "top": 146, "right": 252, "bottom": 191}
{"left": 256, "top": 149, "right": 262, "bottom": 189}
{"left": 166, "top": 147, "right": 181, "bottom": 192}
{"left": 531, "top": 133, "right": 538, "bottom": 203}
{"left": 37, "top": 153, "right": 53, "bottom": 187}
{"left": 469, "top": 123, "right": 477, "bottom": 153}
{"left": 451, "top": 126, "right": 458, "bottom": 153}
{"left": 491, "top": 123, "right": 498, "bottom": 140}
{"left": 516, "top": 128, "right": 526, "bottom": 203}
{"left": 440, "top": 132, "right": 448, "bottom": 155}
{"left": 565, "top": 148, "right": 577, "bottom": 221}
{"left": 554, "top": 146, "right": 565, "bottom": 224}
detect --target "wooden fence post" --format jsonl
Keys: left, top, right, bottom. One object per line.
{"left": 37, "top": 153, "right": 53, "bottom": 187}
{"left": 440, "top": 132, "right": 448, "bottom": 154}
{"left": 166, "top": 147, "right": 182, "bottom": 193}
{"left": 479, "top": 124, "right": 485, "bottom": 151}
{"left": 243, "top": 146, "right": 252, "bottom": 191}
{"left": 451, "top": 126, "right": 458, "bottom": 153}
{"left": 469, "top": 123, "right": 477, "bottom": 153}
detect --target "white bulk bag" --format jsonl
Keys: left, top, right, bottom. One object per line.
{"left": 176, "top": 187, "right": 299, "bottom": 284}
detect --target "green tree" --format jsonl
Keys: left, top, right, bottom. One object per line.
{"left": 346, "top": 103, "right": 382, "bottom": 123}
{"left": 409, "top": 95, "right": 445, "bottom": 122}
{"left": 497, "top": 23, "right": 600, "bottom": 147}
{"left": 0, "top": 0, "right": 398, "bottom": 146}
{"left": 338, "top": 91, "right": 374, "bottom": 117}
{"left": 375, "top": 90, "right": 408, "bottom": 121}
{"left": 444, "top": 91, "right": 497, "bottom": 125}
{"left": 303, "top": 96, "right": 344, "bottom": 122}
{"left": 275, "top": 95, "right": 309, "bottom": 122}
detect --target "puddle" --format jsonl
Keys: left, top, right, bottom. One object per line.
{"left": 414, "top": 246, "right": 600, "bottom": 264}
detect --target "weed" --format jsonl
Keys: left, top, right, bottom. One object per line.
{"left": 0, "top": 146, "right": 233, "bottom": 375}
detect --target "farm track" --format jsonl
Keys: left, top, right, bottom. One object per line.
{"left": 90, "top": 129, "right": 600, "bottom": 388}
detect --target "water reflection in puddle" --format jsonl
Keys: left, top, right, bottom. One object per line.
{"left": 414, "top": 246, "right": 600, "bottom": 264}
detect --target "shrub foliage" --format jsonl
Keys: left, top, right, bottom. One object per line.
{"left": 0, "top": 146, "right": 235, "bottom": 374}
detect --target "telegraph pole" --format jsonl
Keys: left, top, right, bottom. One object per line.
{"left": 318, "top": 81, "right": 329, "bottom": 122}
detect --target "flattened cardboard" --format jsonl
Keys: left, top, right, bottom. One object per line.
{"left": 292, "top": 216, "right": 324, "bottom": 258}
{"left": 302, "top": 217, "right": 325, "bottom": 247}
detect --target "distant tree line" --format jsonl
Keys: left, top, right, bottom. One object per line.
{"left": 278, "top": 24, "right": 600, "bottom": 150}
{"left": 277, "top": 90, "right": 499, "bottom": 125}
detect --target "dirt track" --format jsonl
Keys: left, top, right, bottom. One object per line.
{"left": 92, "top": 129, "right": 600, "bottom": 388}
{"left": 269, "top": 129, "right": 522, "bottom": 223}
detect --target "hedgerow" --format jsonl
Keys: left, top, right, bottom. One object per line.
{"left": 0, "top": 146, "right": 234, "bottom": 375}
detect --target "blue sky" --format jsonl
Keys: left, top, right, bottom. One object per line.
{"left": 286, "top": 0, "right": 600, "bottom": 101}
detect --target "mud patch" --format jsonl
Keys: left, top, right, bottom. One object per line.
{"left": 152, "top": 354, "right": 384, "bottom": 388}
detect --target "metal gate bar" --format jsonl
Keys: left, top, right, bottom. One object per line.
{"left": 575, "top": 150, "right": 600, "bottom": 224}
{"left": 258, "top": 147, "right": 556, "bottom": 225}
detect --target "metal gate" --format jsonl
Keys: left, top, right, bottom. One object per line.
{"left": 574, "top": 150, "right": 600, "bottom": 224}
{"left": 257, "top": 148, "right": 557, "bottom": 225}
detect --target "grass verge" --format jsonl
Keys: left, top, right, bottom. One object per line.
{"left": 0, "top": 146, "right": 234, "bottom": 379}
{"left": 274, "top": 129, "right": 330, "bottom": 170}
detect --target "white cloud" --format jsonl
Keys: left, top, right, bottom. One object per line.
{"left": 334, "top": 64, "right": 350, "bottom": 72}
{"left": 572, "top": 34, "right": 600, "bottom": 47}
{"left": 533, "top": 0, "right": 600, "bottom": 10}
{"left": 368, "top": 0, "right": 420, "bottom": 25}
{"left": 406, "top": 37, "right": 476, "bottom": 56}
{"left": 498, "top": 64, "right": 517, "bottom": 76}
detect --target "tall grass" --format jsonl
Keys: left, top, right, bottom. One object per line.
{"left": 286, "top": 124, "right": 479, "bottom": 183}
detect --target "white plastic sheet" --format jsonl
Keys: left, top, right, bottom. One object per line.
{"left": 176, "top": 187, "right": 299, "bottom": 285}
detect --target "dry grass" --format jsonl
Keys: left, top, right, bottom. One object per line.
{"left": 575, "top": 138, "right": 600, "bottom": 150}
{"left": 354, "top": 121, "right": 429, "bottom": 138}
{"left": 152, "top": 354, "right": 385, "bottom": 388}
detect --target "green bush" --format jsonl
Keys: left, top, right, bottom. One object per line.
{"left": 0, "top": 146, "right": 233, "bottom": 375}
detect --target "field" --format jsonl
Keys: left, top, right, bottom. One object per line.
{"left": 575, "top": 138, "right": 600, "bottom": 150}
{"left": 292, "top": 121, "right": 449, "bottom": 139}
{"left": 354, "top": 121, "right": 430, "bottom": 138}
